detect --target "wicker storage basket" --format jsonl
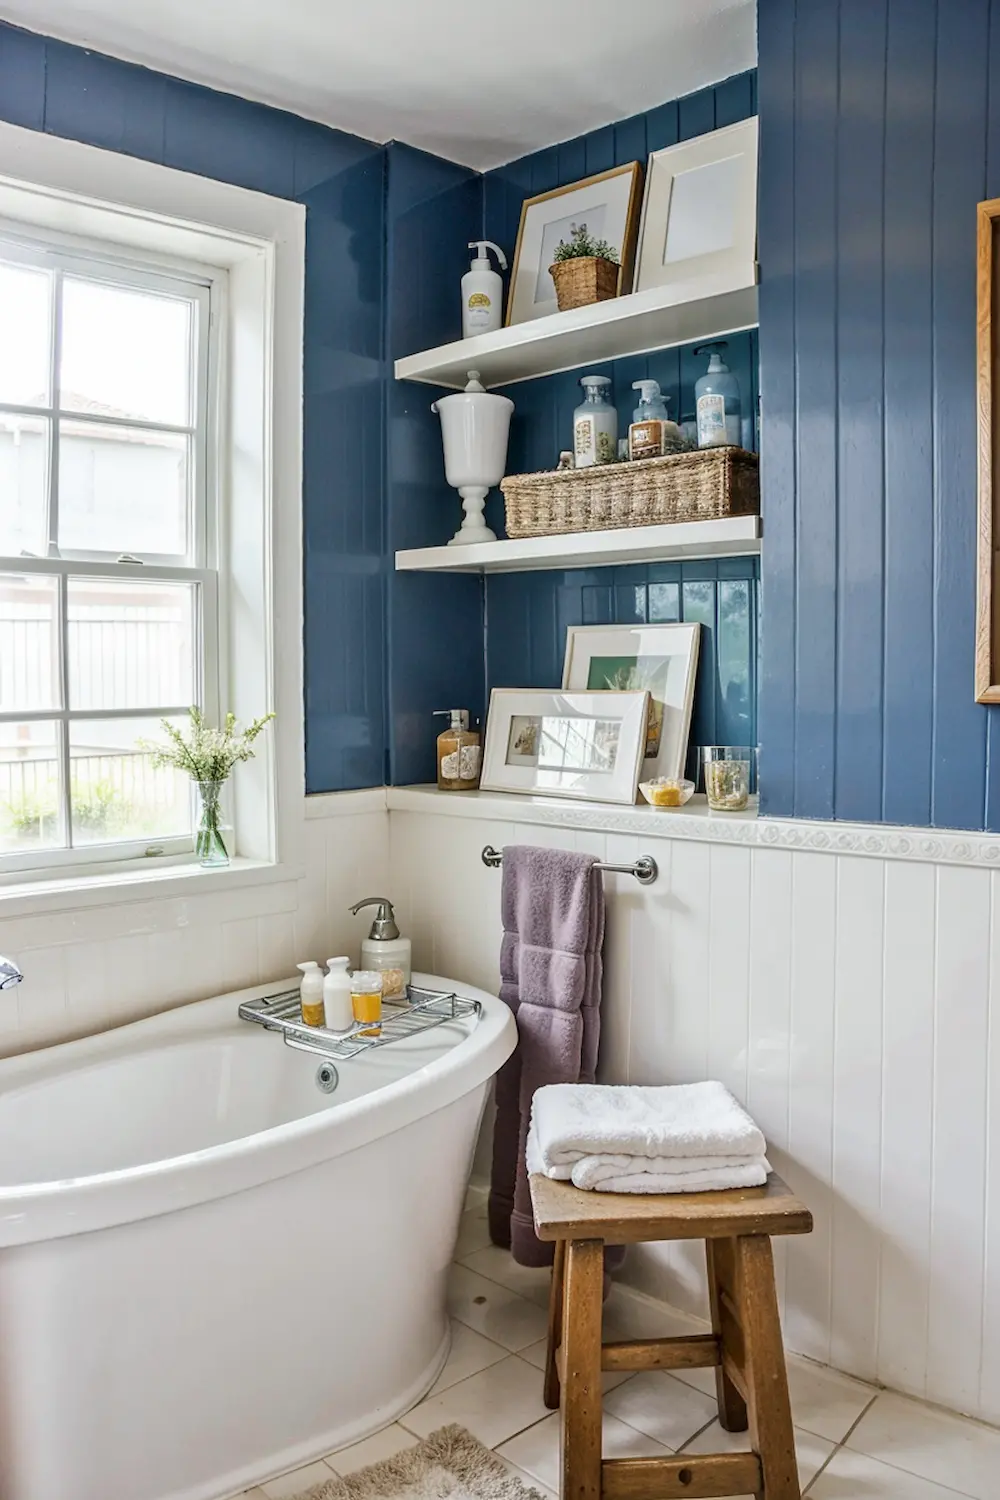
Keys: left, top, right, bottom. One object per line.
{"left": 500, "top": 447, "right": 759, "bottom": 539}
{"left": 549, "top": 256, "right": 620, "bottom": 311}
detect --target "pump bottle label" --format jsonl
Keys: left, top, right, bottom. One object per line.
{"left": 466, "top": 290, "right": 492, "bottom": 329}
{"left": 697, "top": 393, "right": 727, "bottom": 447}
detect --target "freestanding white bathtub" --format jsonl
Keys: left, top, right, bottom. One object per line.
{"left": 0, "top": 972, "right": 516, "bottom": 1500}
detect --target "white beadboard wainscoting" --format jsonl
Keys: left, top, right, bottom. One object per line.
{"left": 6, "top": 780, "right": 1000, "bottom": 1430}
{"left": 0, "top": 790, "right": 389, "bottom": 1056}
{"left": 387, "top": 787, "right": 1000, "bottom": 1428}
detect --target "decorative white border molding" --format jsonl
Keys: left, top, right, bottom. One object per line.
{"left": 387, "top": 784, "right": 1000, "bottom": 871}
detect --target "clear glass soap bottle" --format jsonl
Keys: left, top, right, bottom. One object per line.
{"left": 434, "top": 709, "right": 481, "bottom": 791}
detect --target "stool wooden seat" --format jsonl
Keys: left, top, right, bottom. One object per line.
{"left": 530, "top": 1172, "right": 813, "bottom": 1500}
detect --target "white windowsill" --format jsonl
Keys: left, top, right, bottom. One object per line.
{"left": 0, "top": 855, "right": 306, "bottom": 920}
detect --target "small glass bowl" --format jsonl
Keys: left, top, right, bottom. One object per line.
{"left": 639, "top": 777, "right": 695, "bottom": 809}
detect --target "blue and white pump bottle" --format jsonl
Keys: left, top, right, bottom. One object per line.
{"left": 694, "top": 342, "right": 742, "bottom": 448}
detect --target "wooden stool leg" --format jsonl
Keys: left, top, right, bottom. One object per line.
{"left": 560, "top": 1238, "right": 604, "bottom": 1500}
{"left": 736, "top": 1234, "right": 800, "bottom": 1500}
{"left": 706, "top": 1236, "right": 749, "bottom": 1432}
{"left": 544, "top": 1239, "right": 566, "bottom": 1409}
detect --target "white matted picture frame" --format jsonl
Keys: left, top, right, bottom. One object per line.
{"left": 634, "top": 118, "right": 758, "bottom": 296}
{"left": 506, "top": 162, "right": 644, "bottom": 327}
{"left": 562, "top": 622, "right": 701, "bottom": 783}
{"left": 480, "top": 688, "right": 650, "bottom": 804}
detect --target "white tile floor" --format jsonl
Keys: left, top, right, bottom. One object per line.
{"left": 233, "top": 1187, "right": 1000, "bottom": 1500}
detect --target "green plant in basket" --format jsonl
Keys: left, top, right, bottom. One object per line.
{"left": 552, "top": 222, "right": 620, "bottom": 265}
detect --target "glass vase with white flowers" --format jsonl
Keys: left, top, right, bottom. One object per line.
{"left": 140, "top": 708, "right": 275, "bottom": 867}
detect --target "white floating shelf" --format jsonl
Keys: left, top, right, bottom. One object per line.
{"left": 395, "top": 515, "right": 761, "bottom": 574}
{"left": 394, "top": 273, "right": 759, "bottom": 390}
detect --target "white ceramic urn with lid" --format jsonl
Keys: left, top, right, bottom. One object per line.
{"left": 431, "top": 369, "right": 514, "bottom": 545}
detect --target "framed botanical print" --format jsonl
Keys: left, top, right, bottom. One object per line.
{"left": 506, "top": 162, "right": 644, "bottom": 326}
{"left": 977, "top": 195, "right": 1000, "bottom": 700}
{"left": 562, "top": 623, "right": 701, "bottom": 783}
{"left": 480, "top": 688, "right": 650, "bottom": 804}
{"left": 634, "top": 118, "right": 758, "bottom": 295}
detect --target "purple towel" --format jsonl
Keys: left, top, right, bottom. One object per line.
{"left": 489, "top": 844, "right": 615, "bottom": 1267}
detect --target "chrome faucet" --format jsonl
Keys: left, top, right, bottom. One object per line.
{"left": 0, "top": 955, "right": 22, "bottom": 989}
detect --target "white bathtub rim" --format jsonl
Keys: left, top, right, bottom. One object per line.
{"left": 0, "top": 973, "right": 515, "bottom": 1247}
{"left": 182, "top": 1321, "right": 453, "bottom": 1500}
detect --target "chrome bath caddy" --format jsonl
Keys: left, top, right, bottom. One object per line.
{"left": 238, "top": 984, "right": 480, "bottom": 1061}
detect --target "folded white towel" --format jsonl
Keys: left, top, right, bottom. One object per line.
{"left": 570, "top": 1152, "right": 770, "bottom": 1191}
{"left": 529, "top": 1080, "right": 767, "bottom": 1173}
{"left": 526, "top": 1126, "right": 769, "bottom": 1194}
{"left": 570, "top": 1161, "right": 769, "bottom": 1194}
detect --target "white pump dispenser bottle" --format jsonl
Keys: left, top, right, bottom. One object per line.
{"left": 462, "top": 241, "right": 507, "bottom": 336}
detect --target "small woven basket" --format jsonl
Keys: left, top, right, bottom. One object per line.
{"left": 549, "top": 256, "right": 620, "bottom": 312}
{"left": 500, "top": 448, "right": 759, "bottom": 539}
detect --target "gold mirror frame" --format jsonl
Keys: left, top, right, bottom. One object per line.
{"left": 976, "top": 197, "right": 1000, "bottom": 700}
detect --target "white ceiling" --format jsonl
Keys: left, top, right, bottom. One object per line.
{"left": 2, "top": 0, "right": 757, "bottom": 171}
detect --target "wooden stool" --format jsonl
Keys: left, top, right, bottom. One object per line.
{"left": 531, "top": 1172, "right": 812, "bottom": 1500}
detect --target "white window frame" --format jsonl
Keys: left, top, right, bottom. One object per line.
{"left": 0, "top": 226, "right": 224, "bottom": 877}
{"left": 0, "top": 121, "right": 306, "bottom": 916}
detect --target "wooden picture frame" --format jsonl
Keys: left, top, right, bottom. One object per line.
{"left": 505, "top": 163, "right": 644, "bottom": 327}
{"left": 977, "top": 197, "right": 1000, "bottom": 701}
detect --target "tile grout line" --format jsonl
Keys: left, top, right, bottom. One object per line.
{"left": 675, "top": 1413, "right": 726, "bottom": 1453}
{"left": 799, "top": 1390, "right": 879, "bottom": 1497}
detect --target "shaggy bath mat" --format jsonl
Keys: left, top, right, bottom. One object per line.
{"left": 287, "top": 1425, "right": 545, "bottom": 1500}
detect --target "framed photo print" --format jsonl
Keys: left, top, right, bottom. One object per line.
{"left": 634, "top": 118, "right": 758, "bottom": 295}
{"left": 480, "top": 689, "right": 650, "bottom": 804}
{"left": 562, "top": 623, "right": 701, "bottom": 783}
{"left": 506, "top": 162, "right": 644, "bottom": 327}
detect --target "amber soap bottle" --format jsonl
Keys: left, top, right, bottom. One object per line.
{"left": 434, "top": 709, "right": 481, "bottom": 791}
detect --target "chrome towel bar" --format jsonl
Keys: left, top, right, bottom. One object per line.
{"left": 480, "top": 844, "right": 658, "bottom": 886}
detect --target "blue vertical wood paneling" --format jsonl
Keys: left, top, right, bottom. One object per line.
{"left": 759, "top": 0, "right": 1000, "bottom": 830}
{"left": 881, "top": 0, "right": 936, "bottom": 827}
{"left": 0, "top": 23, "right": 46, "bottom": 129}
{"left": 0, "top": 19, "right": 388, "bottom": 794}
{"left": 791, "top": 0, "right": 839, "bottom": 821}
{"left": 929, "top": 0, "right": 990, "bottom": 828}
{"left": 757, "top": 0, "right": 797, "bottom": 817}
{"left": 384, "top": 144, "right": 486, "bottom": 786}
{"left": 834, "top": 0, "right": 887, "bottom": 823}
{"left": 486, "top": 560, "right": 760, "bottom": 783}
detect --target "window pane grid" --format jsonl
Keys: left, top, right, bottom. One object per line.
{"left": 1, "top": 567, "right": 206, "bottom": 859}
{"left": 0, "top": 230, "right": 217, "bottom": 874}
{"left": 0, "top": 248, "right": 208, "bottom": 566}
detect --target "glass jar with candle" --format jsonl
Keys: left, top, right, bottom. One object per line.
{"left": 702, "top": 746, "right": 755, "bottom": 811}
{"left": 350, "top": 969, "right": 383, "bottom": 1038}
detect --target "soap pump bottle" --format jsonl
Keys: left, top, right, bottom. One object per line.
{"left": 629, "top": 379, "right": 670, "bottom": 460}
{"left": 349, "top": 897, "right": 412, "bottom": 1002}
{"left": 462, "top": 242, "right": 508, "bottom": 337}
{"left": 434, "top": 708, "right": 481, "bottom": 791}
{"left": 297, "top": 961, "right": 326, "bottom": 1027}
{"left": 694, "top": 342, "right": 742, "bottom": 448}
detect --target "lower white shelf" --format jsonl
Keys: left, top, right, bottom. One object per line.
{"left": 395, "top": 515, "right": 762, "bottom": 574}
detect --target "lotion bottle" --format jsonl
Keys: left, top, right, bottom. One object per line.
{"left": 694, "top": 343, "right": 742, "bottom": 448}
{"left": 349, "top": 897, "right": 412, "bottom": 1002}
{"left": 462, "top": 242, "right": 507, "bottom": 337}
{"left": 297, "top": 961, "right": 326, "bottom": 1027}
{"left": 323, "top": 957, "right": 354, "bottom": 1032}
